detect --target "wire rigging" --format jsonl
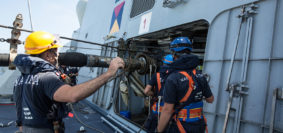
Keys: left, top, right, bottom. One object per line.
{"left": 0, "top": 24, "right": 166, "bottom": 53}
{"left": 27, "top": 0, "right": 34, "bottom": 31}
{"left": 69, "top": 103, "right": 104, "bottom": 133}
{"left": 62, "top": 46, "right": 104, "bottom": 51}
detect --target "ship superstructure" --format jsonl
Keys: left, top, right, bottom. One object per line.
{"left": 0, "top": 0, "right": 282, "bottom": 133}
{"left": 73, "top": 0, "right": 283, "bottom": 133}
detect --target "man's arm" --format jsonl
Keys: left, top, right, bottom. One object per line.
{"left": 157, "top": 103, "right": 174, "bottom": 132}
{"left": 53, "top": 57, "right": 124, "bottom": 103}
{"left": 199, "top": 75, "right": 214, "bottom": 103}
{"left": 205, "top": 95, "right": 214, "bottom": 103}
{"left": 144, "top": 74, "right": 157, "bottom": 96}
{"left": 144, "top": 85, "right": 154, "bottom": 96}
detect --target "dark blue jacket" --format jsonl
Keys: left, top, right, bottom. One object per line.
{"left": 163, "top": 54, "right": 212, "bottom": 131}
{"left": 167, "top": 54, "right": 199, "bottom": 72}
{"left": 13, "top": 54, "right": 67, "bottom": 129}
{"left": 164, "top": 54, "right": 212, "bottom": 104}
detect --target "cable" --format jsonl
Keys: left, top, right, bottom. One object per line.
{"left": 0, "top": 121, "right": 14, "bottom": 128}
{"left": 135, "top": 45, "right": 169, "bottom": 49}
{"left": 62, "top": 45, "right": 152, "bottom": 54}
{"left": 0, "top": 24, "right": 168, "bottom": 53}
{"left": 62, "top": 45, "right": 163, "bottom": 53}
{"left": 0, "top": 24, "right": 32, "bottom": 33}
{"left": 62, "top": 46, "right": 104, "bottom": 52}
{"left": 60, "top": 36, "right": 118, "bottom": 49}
{"left": 0, "top": 24, "right": 110, "bottom": 48}
{"left": 69, "top": 103, "right": 104, "bottom": 133}
{"left": 27, "top": 0, "right": 33, "bottom": 31}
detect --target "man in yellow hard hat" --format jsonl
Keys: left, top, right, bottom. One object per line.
{"left": 13, "top": 31, "right": 124, "bottom": 133}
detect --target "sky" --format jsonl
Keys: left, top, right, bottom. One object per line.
{"left": 0, "top": 0, "right": 80, "bottom": 53}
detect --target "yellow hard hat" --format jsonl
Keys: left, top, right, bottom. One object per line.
{"left": 24, "top": 31, "right": 62, "bottom": 54}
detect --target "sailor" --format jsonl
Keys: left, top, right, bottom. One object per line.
{"left": 60, "top": 65, "right": 79, "bottom": 86}
{"left": 13, "top": 31, "right": 124, "bottom": 133}
{"left": 143, "top": 54, "right": 173, "bottom": 132}
{"left": 156, "top": 37, "right": 214, "bottom": 133}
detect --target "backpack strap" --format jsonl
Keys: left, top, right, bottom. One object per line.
{"left": 178, "top": 70, "right": 196, "bottom": 102}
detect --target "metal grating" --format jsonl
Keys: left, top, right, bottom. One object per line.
{"left": 130, "top": 0, "right": 155, "bottom": 18}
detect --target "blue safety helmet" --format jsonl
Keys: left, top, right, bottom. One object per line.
{"left": 163, "top": 54, "right": 173, "bottom": 64}
{"left": 170, "top": 37, "right": 192, "bottom": 52}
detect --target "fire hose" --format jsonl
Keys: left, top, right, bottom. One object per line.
{"left": 0, "top": 52, "right": 157, "bottom": 74}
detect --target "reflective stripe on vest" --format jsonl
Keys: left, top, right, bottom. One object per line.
{"left": 151, "top": 101, "right": 164, "bottom": 114}
{"left": 177, "top": 101, "right": 203, "bottom": 122}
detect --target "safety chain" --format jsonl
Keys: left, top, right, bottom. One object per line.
{"left": 0, "top": 38, "right": 22, "bottom": 44}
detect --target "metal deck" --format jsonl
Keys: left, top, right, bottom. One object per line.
{"left": 0, "top": 101, "right": 115, "bottom": 133}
